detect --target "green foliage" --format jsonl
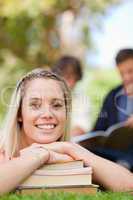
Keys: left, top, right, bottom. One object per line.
{"left": 0, "top": 0, "right": 121, "bottom": 123}
{"left": 1, "top": 191, "right": 133, "bottom": 200}
{"left": 85, "top": 0, "right": 120, "bottom": 13}
{"left": 0, "top": 0, "right": 120, "bottom": 66}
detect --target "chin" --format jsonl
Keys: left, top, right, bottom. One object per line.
{"left": 34, "top": 136, "right": 61, "bottom": 144}
{"left": 125, "top": 85, "right": 133, "bottom": 96}
{"left": 125, "top": 90, "right": 133, "bottom": 96}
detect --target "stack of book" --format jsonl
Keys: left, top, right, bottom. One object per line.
{"left": 17, "top": 160, "right": 98, "bottom": 194}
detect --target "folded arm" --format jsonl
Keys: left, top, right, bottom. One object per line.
{"left": 0, "top": 145, "right": 49, "bottom": 194}
{"left": 43, "top": 142, "right": 133, "bottom": 191}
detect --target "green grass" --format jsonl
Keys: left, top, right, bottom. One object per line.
{"left": 1, "top": 191, "right": 133, "bottom": 200}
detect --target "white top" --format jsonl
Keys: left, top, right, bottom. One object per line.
{"left": 71, "top": 86, "right": 91, "bottom": 132}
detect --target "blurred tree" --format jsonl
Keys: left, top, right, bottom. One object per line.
{"left": 0, "top": 0, "right": 121, "bottom": 66}
{"left": 0, "top": 0, "right": 121, "bottom": 121}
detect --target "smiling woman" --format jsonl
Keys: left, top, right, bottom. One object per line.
{"left": 0, "top": 69, "right": 72, "bottom": 194}
{"left": 0, "top": 69, "right": 133, "bottom": 194}
{"left": 1, "top": 69, "right": 71, "bottom": 156}
{"left": 20, "top": 78, "right": 67, "bottom": 145}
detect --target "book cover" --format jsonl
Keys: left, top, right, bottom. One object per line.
{"left": 39, "top": 160, "right": 84, "bottom": 170}
{"left": 19, "top": 160, "right": 92, "bottom": 189}
{"left": 19, "top": 173, "right": 92, "bottom": 188}
{"left": 16, "top": 185, "right": 98, "bottom": 195}
{"left": 35, "top": 167, "right": 92, "bottom": 176}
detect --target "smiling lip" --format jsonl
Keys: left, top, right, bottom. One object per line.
{"left": 35, "top": 124, "right": 56, "bottom": 130}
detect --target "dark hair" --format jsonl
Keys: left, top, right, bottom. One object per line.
{"left": 115, "top": 48, "right": 133, "bottom": 65}
{"left": 52, "top": 55, "right": 83, "bottom": 81}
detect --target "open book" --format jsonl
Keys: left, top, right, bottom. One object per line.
{"left": 71, "top": 122, "right": 133, "bottom": 151}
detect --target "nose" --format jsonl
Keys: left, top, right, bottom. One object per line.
{"left": 123, "top": 72, "right": 132, "bottom": 84}
{"left": 39, "top": 106, "right": 53, "bottom": 119}
{"left": 66, "top": 79, "right": 76, "bottom": 90}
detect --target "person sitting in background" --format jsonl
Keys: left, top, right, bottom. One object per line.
{"left": 52, "top": 55, "right": 91, "bottom": 137}
{"left": 94, "top": 48, "right": 133, "bottom": 131}
{"left": 92, "top": 48, "right": 133, "bottom": 171}
{"left": 0, "top": 68, "right": 133, "bottom": 194}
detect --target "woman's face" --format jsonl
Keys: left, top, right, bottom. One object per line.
{"left": 20, "top": 78, "right": 66, "bottom": 145}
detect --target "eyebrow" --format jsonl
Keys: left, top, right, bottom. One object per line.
{"left": 29, "top": 97, "right": 64, "bottom": 102}
{"left": 51, "top": 98, "right": 65, "bottom": 103}
{"left": 29, "top": 97, "right": 41, "bottom": 101}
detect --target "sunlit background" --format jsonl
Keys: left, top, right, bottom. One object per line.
{"left": 0, "top": 0, "right": 132, "bottom": 127}
{"left": 89, "top": 0, "right": 133, "bottom": 68}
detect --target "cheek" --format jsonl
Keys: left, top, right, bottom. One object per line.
{"left": 59, "top": 113, "right": 67, "bottom": 128}
{"left": 56, "top": 110, "right": 66, "bottom": 126}
{"left": 21, "top": 112, "right": 32, "bottom": 131}
{"left": 21, "top": 109, "right": 31, "bottom": 122}
{"left": 21, "top": 110, "right": 37, "bottom": 137}
{"left": 21, "top": 106, "right": 36, "bottom": 128}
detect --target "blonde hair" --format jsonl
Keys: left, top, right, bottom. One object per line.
{"left": 0, "top": 68, "right": 71, "bottom": 158}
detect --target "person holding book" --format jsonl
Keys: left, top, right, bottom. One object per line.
{"left": 94, "top": 48, "right": 133, "bottom": 131}
{"left": 52, "top": 55, "right": 91, "bottom": 137}
{"left": 92, "top": 48, "right": 133, "bottom": 171}
{"left": 0, "top": 68, "right": 132, "bottom": 194}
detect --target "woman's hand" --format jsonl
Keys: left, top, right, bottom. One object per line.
{"left": 42, "top": 142, "right": 93, "bottom": 166}
{"left": 20, "top": 143, "right": 50, "bottom": 166}
{"left": 20, "top": 143, "right": 73, "bottom": 165}
{"left": 47, "top": 150, "right": 73, "bottom": 164}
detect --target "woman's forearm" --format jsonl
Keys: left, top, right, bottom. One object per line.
{"left": 85, "top": 152, "right": 133, "bottom": 191}
{"left": 0, "top": 147, "right": 50, "bottom": 195}
{"left": 36, "top": 142, "right": 133, "bottom": 191}
{"left": 0, "top": 156, "right": 42, "bottom": 194}
{"left": 64, "top": 142, "right": 133, "bottom": 191}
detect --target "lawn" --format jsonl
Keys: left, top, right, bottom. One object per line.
{"left": 1, "top": 191, "right": 133, "bottom": 200}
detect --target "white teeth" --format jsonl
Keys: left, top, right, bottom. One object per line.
{"left": 37, "top": 124, "right": 55, "bottom": 129}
